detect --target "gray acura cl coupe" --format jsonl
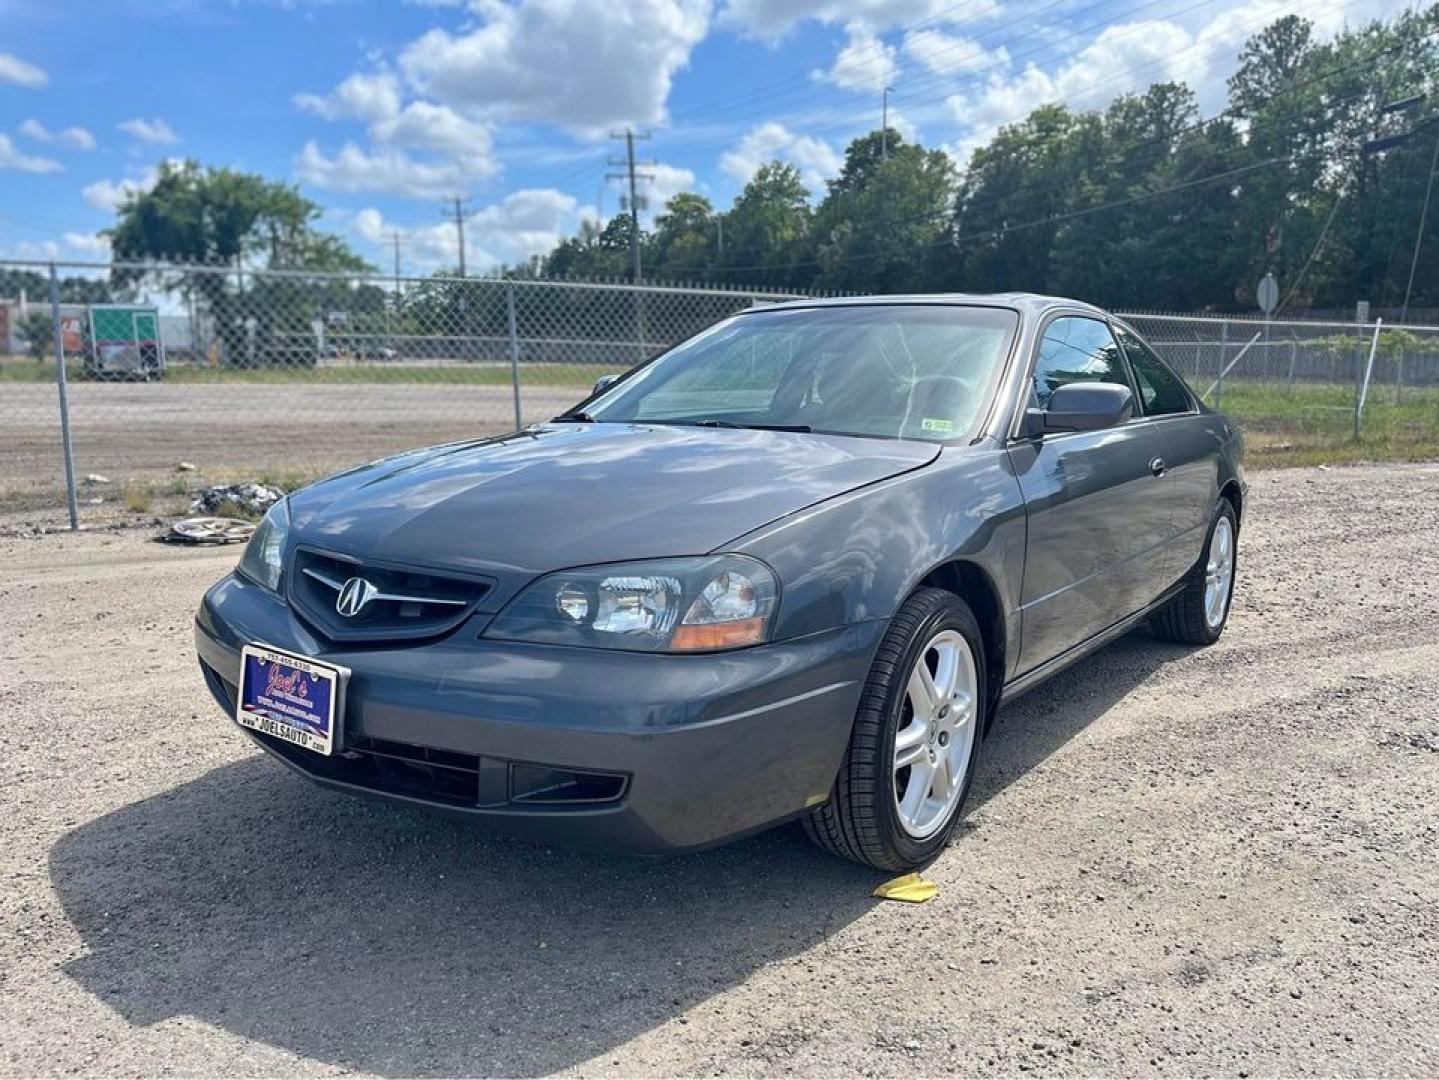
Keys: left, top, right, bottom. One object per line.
{"left": 196, "top": 295, "right": 1243, "bottom": 870}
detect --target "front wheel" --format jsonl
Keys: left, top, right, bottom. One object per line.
{"left": 804, "top": 587, "right": 985, "bottom": 870}
{"left": 1150, "top": 498, "right": 1237, "bottom": 645}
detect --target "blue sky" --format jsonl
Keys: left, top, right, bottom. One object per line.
{"left": 0, "top": 0, "right": 1411, "bottom": 274}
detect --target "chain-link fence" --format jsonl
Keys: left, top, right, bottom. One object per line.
{"left": 0, "top": 259, "right": 821, "bottom": 523}
{"left": 1118, "top": 311, "right": 1439, "bottom": 463}
{"left": 5, "top": 260, "right": 1439, "bottom": 526}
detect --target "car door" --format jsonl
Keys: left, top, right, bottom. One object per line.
{"left": 1111, "top": 321, "right": 1218, "bottom": 588}
{"left": 1006, "top": 313, "right": 1172, "bottom": 675}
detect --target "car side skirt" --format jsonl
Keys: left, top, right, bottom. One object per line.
{"left": 998, "top": 580, "right": 1187, "bottom": 705}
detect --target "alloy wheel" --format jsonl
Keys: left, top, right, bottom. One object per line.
{"left": 893, "top": 629, "right": 978, "bottom": 839}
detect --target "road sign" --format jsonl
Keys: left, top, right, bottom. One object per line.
{"left": 1256, "top": 272, "right": 1279, "bottom": 316}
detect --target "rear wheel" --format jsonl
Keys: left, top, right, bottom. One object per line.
{"left": 1150, "top": 499, "right": 1237, "bottom": 645}
{"left": 804, "top": 587, "right": 984, "bottom": 870}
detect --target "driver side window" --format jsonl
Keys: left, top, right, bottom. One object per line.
{"left": 1031, "top": 316, "right": 1131, "bottom": 413}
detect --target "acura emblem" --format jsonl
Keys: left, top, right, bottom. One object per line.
{"left": 336, "top": 576, "right": 378, "bottom": 617}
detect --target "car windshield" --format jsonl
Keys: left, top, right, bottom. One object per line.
{"left": 581, "top": 304, "right": 1020, "bottom": 443}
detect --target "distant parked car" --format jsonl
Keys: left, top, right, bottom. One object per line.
{"left": 356, "top": 341, "right": 398, "bottom": 361}
{"left": 196, "top": 294, "right": 1244, "bottom": 869}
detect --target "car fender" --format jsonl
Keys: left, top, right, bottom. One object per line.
{"left": 729, "top": 441, "right": 1026, "bottom": 671}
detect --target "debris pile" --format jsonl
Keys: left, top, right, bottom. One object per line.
{"left": 189, "top": 483, "right": 284, "bottom": 516}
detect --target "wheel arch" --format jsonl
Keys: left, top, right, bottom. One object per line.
{"left": 1219, "top": 478, "right": 1243, "bottom": 528}
{"left": 914, "top": 559, "right": 1006, "bottom": 737}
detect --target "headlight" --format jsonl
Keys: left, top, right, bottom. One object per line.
{"left": 236, "top": 499, "right": 289, "bottom": 593}
{"left": 486, "top": 555, "right": 778, "bottom": 652}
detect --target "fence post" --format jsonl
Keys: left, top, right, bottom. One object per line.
{"left": 49, "top": 264, "right": 80, "bottom": 530}
{"left": 505, "top": 282, "right": 523, "bottom": 431}
{"left": 1216, "top": 319, "right": 1228, "bottom": 408}
{"left": 1355, "top": 318, "right": 1382, "bottom": 440}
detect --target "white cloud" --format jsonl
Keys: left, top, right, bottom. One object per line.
{"left": 119, "top": 117, "right": 180, "bottom": 145}
{"left": 82, "top": 168, "right": 160, "bottom": 211}
{"left": 818, "top": 22, "right": 896, "bottom": 93}
{"left": 296, "top": 141, "right": 495, "bottom": 199}
{"left": 296, "top": 71, "right": 403, "bottom": 124}
{"left": 352, "top": 188, "right": 585, "bottom": 272}
{"left": 944, "top": 17, "right": 1224, "bottom": 164}
{"left": 0, "top": 52, "right": 48, "bottom": 88}
{"left": 296, "top": 69, "right": 497, "bottom": 197}
{"left": 939, "top": 0, "right": 1388, "bottom": 163}
{"left": 720, "top": 121, "right": 840, "bottom": 190}
{"left": 19, "top": 118, "right": 97, "bottom": 151}
{"left": 722, "top": 0, "right": 1000, "bottom": 41}
{"left": 0, "top": 134, "right": 61, "bottom": 174}
{"left": 903, "top": 28, "right": 1006, "bottom": 77}
{"left": 399, "top": 0, "right": 710, "bottom": 131}
{"left": 63, "top": 231, "right": 111, "bottom": 255}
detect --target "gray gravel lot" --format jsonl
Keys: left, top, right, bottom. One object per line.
{"left": 0, "top": 380, "right": 586, "bottom": 505}
{"left": 2, "top": 461, "right": 1438, "bottom": 1076}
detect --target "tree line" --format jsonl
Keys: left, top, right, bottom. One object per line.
{"left": 535, "top": 9, "right": 1439, "bottom": 315}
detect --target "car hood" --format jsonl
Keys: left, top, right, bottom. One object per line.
{"left": 288, "top": 422, "right": 938, "bottom": 577}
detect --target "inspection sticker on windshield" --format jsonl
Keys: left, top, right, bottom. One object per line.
{"left": 236, "top": 645, "right": 346, "bottom": 756}
{"left": 920, "top": 417, "right": 955, "bottom": 434}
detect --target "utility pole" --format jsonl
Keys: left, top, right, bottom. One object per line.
{"left": 443, "top": 196, "right": 471, "bottom": 276}
{"left": 391, "top": 232, "right": 402, "bottom": 284}
{"left": 881, "top": 86, "right": 895, "bottom": 161}
{"left": 608, "top": 129, "right": 654, "bottom": 282}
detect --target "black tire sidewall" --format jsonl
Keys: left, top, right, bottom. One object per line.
{"left": 1197, "top": 499, "right": 1238, "bottom": 642}
{"left": 874, "top": 593, "right": 986, "bottom": 867}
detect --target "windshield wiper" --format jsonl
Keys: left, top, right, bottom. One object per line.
{"left": 552, "top": 410, "right": 596, "bottom": 423}
{"left": 692, "top": 419, "right": 813, "bottom": 433}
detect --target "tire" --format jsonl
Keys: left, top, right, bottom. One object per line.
{"left": 1150, "top": 498, "right": 1238, "bottom": 646}
{"left": 804, "top": 587, "right": 986, "bottom": 871}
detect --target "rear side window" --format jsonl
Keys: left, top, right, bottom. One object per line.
{"left": 1114, "top": 325, "right": 1193, "bottom": 416}
{"left": 1030, "top": 316, "right": 1131, "bottom": 411}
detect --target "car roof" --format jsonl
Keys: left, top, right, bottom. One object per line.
{"left": 743, "top": 292, "right": 1108, "bottom": 319}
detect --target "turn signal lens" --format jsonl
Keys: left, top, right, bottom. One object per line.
{"left": 671, "top": 617, "right": 767, "bottom": 651}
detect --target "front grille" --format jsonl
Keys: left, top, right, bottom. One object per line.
{"left": 289, "top": 547, "right": 492, "bottom": 643}
{"left": 250, "top": 729, "right": 628, "bottom": 811}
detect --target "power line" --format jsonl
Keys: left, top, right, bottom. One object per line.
{"left": 666, "top": 153, "right": 1302, "bottom": 279}
{"left": 654, "top": 28, "right": 1420, "bottom": 281}
{"left": 1400, "top": 125, "right": 1439, "bottom": 322}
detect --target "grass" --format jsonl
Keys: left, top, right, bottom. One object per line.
{"left": 1207, "top": 379, "right": 1439, "bottom": 469}
{"left": 121, "top": 486, "right": 153, "bottom": 514}
{"left": 0, "top": 354, "right": 608, "bottom": 387}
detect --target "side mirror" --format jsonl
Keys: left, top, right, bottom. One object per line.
{"left": 591, "top": 373, "right": 620, "bottom": 396}
{"left": 1021, "top": 381, "right": 1134, "bottom": 437}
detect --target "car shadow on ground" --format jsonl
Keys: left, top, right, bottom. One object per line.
{"left": 48, "top": 632, "right": 1187, "bottom": 1076}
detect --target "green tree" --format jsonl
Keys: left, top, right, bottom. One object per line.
{"left": 951, "top": 105, "right": 1102, "bottom": 294}
{"left": 648, "top": 193, "right": 716, "bottom": 280}
{"left": 18, "top": 310, "right": 53, "bottom": 361}
{"left": 106, "top": 160, "right": 372, "bottom": 365}
{"left": 719, "top": 162, "right": 814, "bottom": 287}
{"left": 812, "top": 131, "right": 955, "bottom": 292}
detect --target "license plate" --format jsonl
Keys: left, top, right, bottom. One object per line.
{"left": 237, "top": 644, "right": 346, "bottom": 756}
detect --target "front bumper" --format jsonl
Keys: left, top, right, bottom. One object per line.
{"left": 196, "top": 573, "right": 883, "bottom": 854}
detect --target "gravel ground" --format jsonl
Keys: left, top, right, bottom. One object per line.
{"left": 2, "top": 461, "right": 1437, "bottom": 1077}
{"left": 0, "top": 380, "right": 586, "bottom": 508}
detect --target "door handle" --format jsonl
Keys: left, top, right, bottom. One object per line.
{"left": 1149, "top": 457, "right": 1167, "bottom": 477}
